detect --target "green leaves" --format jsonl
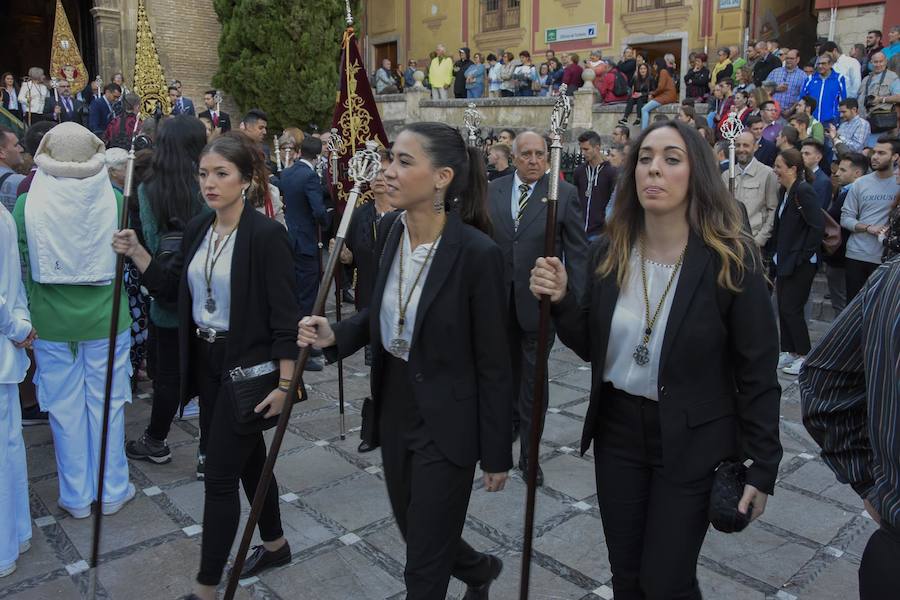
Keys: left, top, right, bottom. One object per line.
{"left": 213, "top": 0, "right": 351, "bottom": 130}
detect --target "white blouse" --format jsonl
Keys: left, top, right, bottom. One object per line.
{"left": 603, "top": 251, "right": 681, "bottom": 401}
{"left": 379, "top": 212, "right": 441, "bottom": 361}
{"left": 187, "top": 224, "right": 237, "bottom": 331}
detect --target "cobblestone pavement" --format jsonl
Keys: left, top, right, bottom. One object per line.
{"left": 1, "top": 318, "right": 874, "bottom": 600}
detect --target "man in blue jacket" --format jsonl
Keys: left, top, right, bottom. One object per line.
{"left": 279, "top": 135, "right": 329, "bottom": 369}
{"left": 87, "top": 83, "right": 121, "bottom": 137}
{"left": 800, "top": 53, "right": 847, "bottom": 129}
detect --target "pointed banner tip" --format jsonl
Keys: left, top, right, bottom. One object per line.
{"left": 345, "top": 0, "right": 354, "bottom": 26}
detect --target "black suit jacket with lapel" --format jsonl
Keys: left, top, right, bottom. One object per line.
{"left": 198, "top": 109, "right": 232, "bottom": 132}
{"left": 141, "top": 202, "right": 299, "bottom": 407}
{"left": 488, "top": 172, "right": 589, "bottom": 333}
{"left": 770, "top": 180, "right": 824, "bottom": 277}
{"left": 325, "top": 210, "right": 514, "bottom": 473}
{"left": 552, "top": 234, "right": 783, "bottom": 494}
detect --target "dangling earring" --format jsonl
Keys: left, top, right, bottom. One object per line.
{"left": 241, "top": 186, "right": 249, "bottom": 202}
{"left": 433, "top": 187, "right": 444, "bottom": 213}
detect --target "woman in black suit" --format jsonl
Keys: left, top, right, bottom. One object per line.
{"left": 770, "top": 148, "right": 825, "bottom": 375}
{"left": 299, "top": 122, "right": 512, "bottom": 599}
{"left": 530, "top": 120, "right": 782, "bottom": 599}
{"left": 112, "top": 132, "right": 298, "bottom": 600}
{"left": 1, "top": 73, "right": 21, "bottom": 121}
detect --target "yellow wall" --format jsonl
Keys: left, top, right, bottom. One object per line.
{"left": 365, "top": 0, "right": 751, "bottom": 66}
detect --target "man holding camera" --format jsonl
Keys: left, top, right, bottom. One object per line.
{"left": 858, "top": 52, "right": 900, "bottom": 148}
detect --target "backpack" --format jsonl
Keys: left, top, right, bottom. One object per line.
{"left": 611, "top": 68, "right": 629, "bottom": 97}
{"left": 151, "top": 218, "right": 185, "bottom": 311}
{"left": 107, "top": 115, "right": 132, "bottom": 150}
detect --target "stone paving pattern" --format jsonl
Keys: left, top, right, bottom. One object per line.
{"left": 0, "top": 317, "right": 873, "bottom": 600}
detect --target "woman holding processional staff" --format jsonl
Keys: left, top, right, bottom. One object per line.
{"left": 530, "top": 120, "right": 782, "bottom": 598}
{"left": 298, "top": 122, "right": 511, "bottom": 599}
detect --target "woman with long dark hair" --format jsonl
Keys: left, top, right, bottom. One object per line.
{"left": 619, "top": 62, "right": 655, "bottom": 126}
{"left": 113, "top": 131, "right": 298, "bottom": 598}
{"left": 123, "top": 115, "right": 211, "bottom": 474}
{"left": 530, "top": 120, "right": 782, "bottom": 598}
{"left": 298, "top": 122, "right": 512, "bottom": 599}
{"left": 1, "top": 73, "right": 21, "bottom": 121}
{"left": 771, "top": 148, "right": 824, "bottom": 375}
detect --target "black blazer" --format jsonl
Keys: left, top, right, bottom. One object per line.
{"left": 141, "top": 202, "right": 299, "bottom": 405}
{"left": 771, "top": 180, "right": 825, "bottom": 277}
{"left": 552, "top": 234, "right": 782, "bottom": 494}
{"left": 325, "top": 210, "right": 514, "bottom": 473}
{"left": 198, "top": 109, "right": 232, "bottom": 132}
{"left": 488, "top": 172, "right": 589, "bottom": 332}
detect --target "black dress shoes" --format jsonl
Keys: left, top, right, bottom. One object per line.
{"left": 357, "top": 439, "right": 378, "bottom": 453}
{"left": 239, "top": 541, "right": 292, "bottom": 578}
{"left": 518, "top": 457, "right": 544, "bottom": 487}
{"left": 463, "top": 555, "right": 503, "bottom": 599}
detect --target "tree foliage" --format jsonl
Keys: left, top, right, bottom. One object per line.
{"left": 213, "top": 0, "right": 351, "bottom": 131}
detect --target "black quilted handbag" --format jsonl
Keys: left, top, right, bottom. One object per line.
{"left": 709, "top": 460, "right": 753, "bottom": 533}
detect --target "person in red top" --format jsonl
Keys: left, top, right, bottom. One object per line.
{"left": 561, "top": 53, "right": 583, "bottom": 95}
{"left": 597, "top": 62, "right": 629, "bottom": 104}
{"left": 641, "top": 57, "right": 677, "bottom": 129}
{"left": 103, "top": 92, "right": 142, "bottom": 148}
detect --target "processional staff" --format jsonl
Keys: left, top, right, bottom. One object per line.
{"left": 325, "top": 128, "right": 348, "bottom": 438}
{"left": 519, "top": 83, "right": 571, "bottom": 600}
{"left": 273, "top": 134, "right": 283, "bottom": 172}
{"left": 223, "top": 141, "right": 382, "bottom": 600}
{"left": 721, "top": 109, "right": 744, "bottom": 196}
{"left": 88, "top": 114, "right": 143, "bottom": 598}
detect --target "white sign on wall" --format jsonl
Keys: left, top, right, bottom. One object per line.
{"left": 546, "top": 23, "right": 598, "bottom": 44}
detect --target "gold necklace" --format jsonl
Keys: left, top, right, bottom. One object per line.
{"left": 388, "top": 216, "right": 446, "bottom": 356}
{"left": 632, "top": 239, "right": 687, "bottom": 366}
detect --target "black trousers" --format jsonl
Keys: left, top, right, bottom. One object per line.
{"left": 146, "top": 326, "right": 181, "bottom": 441}
{"left": 379, "top": 354, "right": 492, "bottom": 599}
{"left": 593, "top": 387, "right": 712, "bottom": 600}
{"left": 507, "top": 292, "right": 552, "bottom": 465}
{"left": 845, "top": 258, "right": 879, "bottom": 305}
{"left": 193, "top": 338, "right": 283, "bottom": 586}
{"left": 859, "top": 521, "right": 900, "bottom": 599}
{"left": 623, "top": 94, "right": 648, "bottom": 120}
{"left": 776, "top": 262, "right": 817, "bottom": 355}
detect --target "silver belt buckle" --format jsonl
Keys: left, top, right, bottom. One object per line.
{"left": 197, "top": 327, "right": 217, "bottom": 343}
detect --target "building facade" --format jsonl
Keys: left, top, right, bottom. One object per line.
{"left": 360, "top": 0, "right": 895, "bottom": 72}
{"left": 2, "top": 0, "right": 222, "bottom": 112}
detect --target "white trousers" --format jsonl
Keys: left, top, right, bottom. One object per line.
{"left": 34, "top": 333, "right": 132, "bottom": 511}
{"left": 0, "top": 384, "right": 31, "bottom": 569}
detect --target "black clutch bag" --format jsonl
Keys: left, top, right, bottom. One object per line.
{"left": 709, "top": 460, "right": 752, "bottom": 533}
{"left": 227, "top": 362, "right": 306, "bottom": 435}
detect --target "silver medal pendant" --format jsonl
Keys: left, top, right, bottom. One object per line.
{"left": 205, "top": 296, "right": 217, "bottom": 313}
{"left": 633, "top": 343, "right": 650, "bottom": 366}
{"left": 389, "top": 338, "right": 410, "bottom": 356}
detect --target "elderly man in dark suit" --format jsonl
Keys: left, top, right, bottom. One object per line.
{"left": 46, "top": 79, "right": 83, "bottom": 124}
{"left": 279, "top": 135, "right": 329, "bottom": 370}
{"left": 87, "top": 82, "right": 121, "bottom": 137}
{"left": 488, "top": 130, "right": 588, "bottom": 485}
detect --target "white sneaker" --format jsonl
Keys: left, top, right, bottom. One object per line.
{"left": 180, "top": 397, "right": 200, "bottom": 419}
{"left": 783, "top": 357, "right": 805, "bottom": 375}
{"left": 102, "top": 483, "right": 137, "bottom": 516}
{"left": 0, "top": 561, "right": 15, "bottom": 578}
{"left": 58, "top": 502, "right": 91, "bottom": 520}
{"left": 777, "top": 352, "right": 794, "bottom": 369}
{"left": 18, "top": 539, "right": 31, "bottom": 554}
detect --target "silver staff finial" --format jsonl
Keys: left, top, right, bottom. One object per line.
{"left": 463, "top": 103, "right": 483, "bottom": 147}
{"left": 327, "top": 129, "right": 346, "bottom": 186}
{"left": 348, "top": 140, "right": 381, "bottom": 185}
{"left": 345, "top": 0, "right": 354, "bottom": 26}
{"left": 720, "top": 109, "right": 745, "bottom": 143}
{"left": 550, "top": 85, "right": 572, "bottom": 139}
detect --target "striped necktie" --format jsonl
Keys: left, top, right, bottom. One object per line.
{"left": 515, "top": 183, "right": 530, "bottom": 227}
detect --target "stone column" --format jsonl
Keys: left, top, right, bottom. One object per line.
{"left": 405, "top": 86, "right": 428, "bottom": 124}
{"left": 572, "top": 87, "right": 595, "bottom": 132}
{"left": 90, "top": 5, "right": 124, "bottom": 80}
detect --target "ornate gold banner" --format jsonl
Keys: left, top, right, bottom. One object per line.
{"left": 132, "top": 0, "right": 171, "bottom": 118}
{"left": 50, "top": 0, "right": 88, "bottom": 94}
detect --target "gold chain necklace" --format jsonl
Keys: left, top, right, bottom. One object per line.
{"left": 388, "top": 216, "right": 445, "bottom": 356}
{"left": 632, "top": 239, "right": 687, "bottom": 366}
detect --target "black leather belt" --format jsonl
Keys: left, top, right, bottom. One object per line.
{"left": 195, "top": 327, "right": 228, "bottom": 343}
